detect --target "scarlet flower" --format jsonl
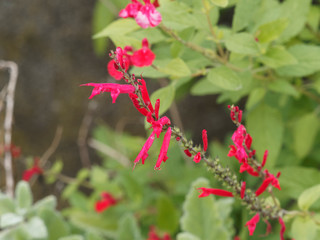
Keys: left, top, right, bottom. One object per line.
{"left": 119, "top": 0, "right": 161, "bottom": 28}
{"left": 81, "top": 83, "right": 135, "bottom": 103}
{"left": 228, "top": 125, "right": 249, "bottom": 163}
{"left": 255, "top": 177, "right": 273, "bottom": 196}
{"left": 22, "top": 157, "right": 43, "bottom": 181}
{"left": 134, "top": 132, "right": 155, "bottom": 168}
{"left": 147, "top": 226, "right": 172, "bottom": 240}
{"left": 261, "top": 150, "right": 268, "bottom": 167}
{"left": 198, "top": 187, "right": 234, "bottom": 198}
{"left": 154, "top": 99, "right": 160, "bottom": 120}
{"left": 279, "top": 217, "right": 286, "bottom": 240}
{"left": 228, "top": 105, "right": 243, "bottom": 123}
{"left": 240, "top": 181, "right": 246, "bottom": 199}
{"left": 202, "top": 129, "right": 208, "bottom": 152}
{"left": 114, "top": 47, "right": 131, "bottom": 70}
{"left": 152, "top": 116, "right": 171, "bottom": 138}
{"left": 129, "top": 93, "right": 149, "bottom": 116}
{"left": 264, "top": 170, "right": 281, "bottom": 190}
{"left": 131, "top": 38, "right": 155, "bottom": 67}
{"left": 184, "top": 149, "right": 192, "bottom": 157}
{"left": 245, "top": 213, "right": 260, "bottom": 236}
{"left": 155, "top": 127, "right": 171, "bottom": 170}
{"left": 193, "top": 152, "right": 201, "bottom": 163}
{"left": 239, "top": 162, "right": 259, "bottom": 177}
{"left": 138, "top": 77, "right": 154, "bottom": 113}
{"left": 95, "top": 192, "right": 117, "bottom": 213}
{"left": 107, "top": 60, "right": 127, "bottom": 80}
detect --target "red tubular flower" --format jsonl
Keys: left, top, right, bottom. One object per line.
{"left": 154, "top": 99, "right": 160, "bottom": 120}
{"left": 245, "top": 213, "right": 260, "bottom": 236}
{"left": 193, "top": 152, "right": 201, "bottom": 163}
{"left": 255, "top": 177, "right": 273, "bottom": 196}
{"left": 152, "top": 116, "right": 171, "bottom": 138}
{"left": 134, "top": 132, "right": 155, "bottom": 168}
{"left": 240, "top": 181, "right": 246, "bottom": 199}
{"left": 119, "top": 0, "right": 143, "bottom": 18}
{"left": 147, "top": 226, "right": 171, "bottom": 240}
{"left": 95, "top": 192, "right": 117, "bottom": 213}
{"left": 22, "top": 158, "right": 43, "bottom": 181}
{"left": 279, "top": 217, "right": 286, "bottom": 240}
{"left": 131, "top": 38, "right": 155, "bottom": 67}
{"left": 81, "top": 83, "right": 135, "bottom": 103}
{"left": 197, "top": 187, "right": 234, "bottom": 198}
{"left": 129, "top": 93, "right": 149, "bottom": 116}
{"left": 139, "top": 78, "right": 154, "bottom": 113}
{"left": 184, "top": 149, "right": 192, "bottom": 157}
{"left": 155, "top": 127, "right": 171, "bottom": 170}
{"left": 202, "top": 129, "right": 208, "bottom": 152}
{"left": 228, "top": 105, "right": 242, "bottom": 123}
{"left": 114, "top": 47, "right": 130, "bottom": 70}
{"left": 244, "top": 134, "right": 252, "bottom": 149}
{"left": 240, "top": 162, "right": 259, "bottom": 177}
{"left": 261, "top": 150, "right": 268, "bottom": 167}
{"left": 107, "top": 60, "right": 126, "bottom": 80}
{"left": 264, "top": 220, "right": 272, "bottom": 236}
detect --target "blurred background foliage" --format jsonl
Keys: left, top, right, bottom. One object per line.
{"left": 0, "top": 0, "right": 320, "bottom": 239}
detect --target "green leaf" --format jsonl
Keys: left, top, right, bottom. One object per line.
{"left": 210, "top": 0, "right": 228, "bottom": 7}
{"left": 246, "top": 103, "right": 283, "bottom": 168}
{"left": 225, "top": 33, "right": 260, "bottom": 55}
{"left": 293, "top": 112, "right": 319, "bottom": 159}
{"left": 117, "top": 214, "right": 142, "bottom": 240}
{"left": 207, "top": 66, "right": 242, "bottom": 91}
{"left": 276, "top": 44, "right": 320, "bottom": 77}
{"left": 246, "top": 88, "right": 266, "bottom": 110}
{"left": 15, "top": 181, "right": 32, "bottom": 212}
{"left": 92, "top": 1, "right": 114, "bottom": 56}
{"left": 156, "top": 195, "right": 179, "bottom": 234}
{"left": 0, "top": 213, "right": 23, "bottom": 228}
{"left": 278, "top": 0, "right": 312, "bottom": 42}
{"left": 191, "top": 77, "right": 222, "bottom": 96}
{"left": 159, "top": 58, "right": 191, "bottom": 78}
{"left": 39, "top": 209, "right": 70, "bottom": 240}
{"left": 150, "top": 84, "right": 175, "bottom": 116}
{"left": 180, "top": 178, "right": 233, "bottom": 240}
{"left": 268, "top": 79, "right": 299, "bottom": 97}
{"left": 24, "top": 217, "right": 48, "bottom": 239}
{"left": 90, "top": 166, "right": 108, "bottom": 187}
{"left": 0, "top": 196, "right": 15, "bottom": 215}
{"left": 259, "top": 46, "right": 297, "bottom": 68}
{"left": 32, "top": 195, "right": 57, "bottom": 212}
{"left": 256, "top": 18, "right": 288, "bottom": 43}
{"left": 93, "top": 18, "right": 140, "bottom": 39}
{"left": 177, "top": 232, "right": 201, "bottom": 240}
{"left": 58, "top": 235, "right": 84, "bottom": 240}
{"left": 291, "top": 217, "right": 318, "bottom": 240}
{"left": 298, "top": 184, "right": 320, "bottom": 211}
{"left": 232, "top": 0, "right": 262, "bottom": 32}
{"left": 46, "top": 160, "right": 63, "bottom": 184}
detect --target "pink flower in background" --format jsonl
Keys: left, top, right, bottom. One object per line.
{"left": 245, "top": 213, "right": 260, "bottom": 236}
{"left": 147, "top": 226, "right": 172, "bottom": 240}
{"left": 81, "top": 83, "right": 135, "bottom": 103}
{"left": 131, "top": 38, "right": 155, "bottom": 67}
{"left": 22, "top": 157, "right": 43, "bottom": 181}
{"left": 120, "top": 0, "right": 162, "bottom": 28}
{"left": 95, "top": 192, "right": 117, "bottom": 213}
{"left": 198, "top": 187, "right": 234, "bottom": 198}
{"left": 155, "top": 127, "right": 171, "bottom": 170}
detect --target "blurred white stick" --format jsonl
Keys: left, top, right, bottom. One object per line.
{"left": 0, "top": 60, "right": 18, "bottom": 197}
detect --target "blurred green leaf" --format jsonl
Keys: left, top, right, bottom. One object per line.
{"left": 246, "top": 88, "right": 266, "bottom": 110}
{"left": 156, "top": 195, "right": 179, "bottom": 234}
{"left": 232, "top": 0, "right": 262, "bottom": 32}
{"left": 210, "top": 0, "right": 228, "bottom": 7}
{"left": 150, "top": 84, "right": 175, "bottom": 116}
{"left": 207, "top": 66, "right": 242, "bottom": 91}
{"left": 191, "top": 77, "right": 222, "bottom": 96}
{"left": 247, "top": 103, "right": 283, "bottom": 168}
{"left": 259, "top": 46, "right": 297, "bottom": 68}
{"left": 177, "top": 232, "right": 201, "bottom": 240}
{"left": 298, "top": 184, "right": 320, "bottom": 211}
{"left": 291, "top": 217, "right": 318, "bottom": 240}
{"left": 256, "top": 18, "right": 288, "bottom": 43}
{"left": 117, "top": 214, "right": 142, "bottom": 240}
{"left": 58, "top": 235, "right": 84, "bottom": 240}
{"left": 32, "top": 195, "right": 57, "bottom": 212}
{"left": 0, "top": 196, "right": 15, "bottom": 215}
{"left": 24, "top": 217, "right": 48, "bottom": 239}
{"left": 0, "top": 213, "right": 23, "bottom": 228}
{"left": 46, "top": 160, "right": 63, "bottom": 184}
{"left": 276, "top": 44, "right": 320, "bottom": 77}
{"left": 268, "top": 79, "right": 299, "bottom": 97}
{"left": 180, "top": 178, "right": 233, "bottom": 240}
{"left": 15, "top": 181, "right": 32, "bottom": 212}
{"left": 159, "top": 58, "right": 191, "bottom": 78}
{"left": 293, "top": 112, "right": 320, "bottom": 159}
{"left": 93, "top": 18, "right": 140, "bottom": 39}
{"left": 225, "top": 33, "right": 260, "bottom": 55}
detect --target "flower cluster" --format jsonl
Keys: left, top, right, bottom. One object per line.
{"left": 108, "top": 39, "right": 155, "bottom": 80}
{"left": 0, "top": 143, "right": 21, "bottom": 159}
{"left": 95, "top": 192, "right": 117, "bottom": 213}
{"left": 22, "top": 157, "right": 43, "bottom": 181}
{"left": 119, "top": 0, "right": 161, "bottom": 28}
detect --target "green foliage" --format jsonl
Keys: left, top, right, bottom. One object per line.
{"left": 298, "top": 184, "right": 320, "bottom": 211}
